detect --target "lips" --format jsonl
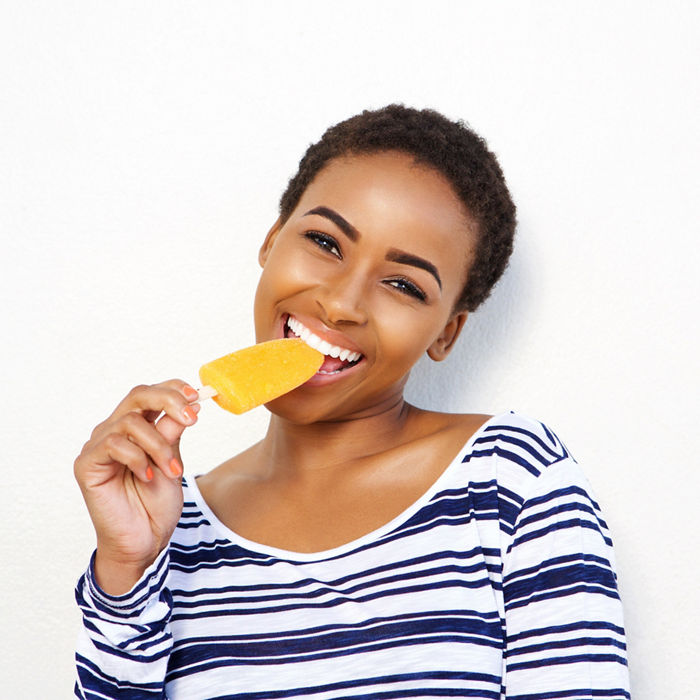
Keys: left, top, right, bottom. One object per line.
{"left": 284, "top": 315, "right": 364, "bottom": 375}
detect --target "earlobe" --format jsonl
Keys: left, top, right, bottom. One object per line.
{"left": 427, "top": 312, "right": 468, "bottom": 361}
{"left": 258, "top": 219, "right": 283, "bottom": 267}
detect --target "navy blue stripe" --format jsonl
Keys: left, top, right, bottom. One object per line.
{"left": 516, "top": 500, "right": 607, "bottom": 537}
{"left": 170, "top": 539, "right": 272, "bottom": 560}
{"left": 504, "top": 552, "right": 613, "bottom": 586}
{"left": 168, "top": 630, "right": 503, "bottom": 672}
{"left": 171, "top": 577, "right": 495, "bottom": 621}
{"left": 483, "top": 423, "right": 567, "bottom": 461}
{"left": 504, "top": 561, "right": 618, "bottom": 605}
{"left": 179, "top": 510, "right": 206, "bottom": 519}
{"left": 525, "top": 484, "right": 602, "bottom": 515}
{"left": 507, "top": 518, "right": 614, "bottom": 553}
{"left": 170, "top": 615, "right": 502, "bottom": 659}
{"left": 508, "top": 690, "right": 630, "bottom": 700}
{"left": 433, "top": 479, "right": 496, "bottom": 496}
{"left": 507, "top": 652, "right": 628, "bottom": 672}
{"left": 90, "top": 635, "right": 173, "bottom": 664}
{"left": 506, "top": 634, "right": 627, "bottom": 658}
{"left": 172, "top": 549, "right": 498, "bottom": 606}
{"left": 203, "top": 671, "right": 502, "bottom": 700}
{"left": 473, "top": 434, "right": 554, "bottom": 467}
{"left": 172, "top": 561, "right": 494, "bottom": 610}
{"left": 519, "top": 485, "right": 605, "bottom": 528}
{"left": 170, "top": 631, "right": 503, "bottom": 670}
{"left": 506, "top": 582, "right": 621, "bottom": 612}
{"left": 506, "top": 620, "right": 626, "bottom": 644}
{"left": 171, "top": 609, "right": 501, "bottom": 649}
{"left": 172, "top": 546, "right": 496, "bottom": 598}
{"left": 398, "top": 493, "right": 495, "bottom": 530}
{"left": 465, "top": 447, "right": 542, "bottom": 477}
{"left": 176, "top": 518, "right": 212, "bottom": 529}
{"left": 329, "top": 692, "right": 499, "bottom": 700}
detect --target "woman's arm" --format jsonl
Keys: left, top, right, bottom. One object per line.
{"left": 501, "top": 456, "right": 630, "bottom": 698}
{"left": 73, "top": 381, "right": 198, "bottom": 696}
{"left": 74, "top": 548, "right": 173, "bottom": 698}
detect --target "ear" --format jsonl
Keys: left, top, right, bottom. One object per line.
{"left": 258, "top": 218, "right": 283, "bottom": 267}
{"left": 426, "top": 312, "right": 468, "bottom": 361}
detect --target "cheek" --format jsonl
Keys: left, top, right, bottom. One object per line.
{"left": 256, "top": 249, "right": 301, "bottom": 300}
{"left": 373, "top": 301, "right": 438, "bottom": 366}
{"left": 253, "top": 246, "right": 324, "bottom": 329}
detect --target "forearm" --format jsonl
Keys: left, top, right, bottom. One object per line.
{"left": 75, "top": 549, "right": 173, "bottom": 698}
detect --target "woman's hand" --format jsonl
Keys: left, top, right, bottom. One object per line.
{"left": 74, "top": 381, "right": 200, "bottom": 595}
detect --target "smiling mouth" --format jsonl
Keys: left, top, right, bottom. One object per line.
{"left": 284, "top": 315, "right": 363, "bottom": 375}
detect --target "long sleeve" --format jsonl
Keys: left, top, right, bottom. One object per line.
{"left": 501, "top": 457, "right": 630, "bottom": 699}
{"left": 74, "top": 548, "right": 173, "bottom": 699}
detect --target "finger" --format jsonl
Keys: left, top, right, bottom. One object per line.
{"left": 116, "top": 411, "right": 187, "bottom": 479}
{"left": 156, "top": 402, "right": 200, "bottom": 446}
{"left": 111, "top": 381, "right": 200, "bottom": 429}
{"left": 80, "top": 432, "right": 154, "bottom": 485}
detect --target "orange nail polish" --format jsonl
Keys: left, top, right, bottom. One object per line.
{"left": 183, "top": 406, "right": 197, "bottom": 422}
{"left": 169, "top": 458, "right": 182, "bottom": 477}
{"left": 183, "top": 385, "right": 199, "bottom": 401}
{"left": 146, "top": 466, "right": 154, "bottom": 481}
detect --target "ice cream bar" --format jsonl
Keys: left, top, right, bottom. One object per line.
{"left": 198, "top": 339, "right": 324, "bottom": 414}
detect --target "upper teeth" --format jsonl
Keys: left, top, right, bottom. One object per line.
{"left": 287, "top": 316, "right": 362, "bottom": 362}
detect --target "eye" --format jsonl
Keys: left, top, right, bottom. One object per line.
{"left": 385, "top": 277, "right": 427, "bottom": 302}
{"left": 304, "top": 231, "right": 342, "bottom": 259}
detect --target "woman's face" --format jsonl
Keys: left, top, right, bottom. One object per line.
{"left": 254, "top": 151, "right": 476, "bottom": 423}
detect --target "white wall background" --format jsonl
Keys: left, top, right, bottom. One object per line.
{"left": 1, "top": 1, "right": 698, "bottom": 696}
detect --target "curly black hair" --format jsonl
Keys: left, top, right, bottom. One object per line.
{"left": 278, "top": 104, "right": 516, "bottom": 312}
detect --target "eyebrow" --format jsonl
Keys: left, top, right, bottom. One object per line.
{"left": 303, "top": 206, "right": 359, "bottom": 241}
{"left": 387, "top": 249, "right": 442, "bottom": 290}
{"left": 303, "top": 205, "right": 442, "bottom": 290}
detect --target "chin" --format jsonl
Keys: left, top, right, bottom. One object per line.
{"left": 264, "top": 397, "right": 335, "bottom": 426}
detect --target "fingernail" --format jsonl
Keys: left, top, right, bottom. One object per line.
{"left": 183, "top": 406, "right": 197, "bottom": 423}
{"left": 182, "top": 385, "right": 199, "bottom": 402}
{"left": 191, "top": 403, "right": 201, "bottom": 414}
{"left": 169, "top": 458, "right": 182, "bottom": 477}
{"left": 146, "top": 466, "right": 154, "bottom": 481}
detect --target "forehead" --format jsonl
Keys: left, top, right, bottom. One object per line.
{"left": 295, "top": 151, "right": 474, "bottom": 238}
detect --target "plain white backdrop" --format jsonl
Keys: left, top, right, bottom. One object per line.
{"left": 1, "top": 1, "right": 698, "bottom": 696}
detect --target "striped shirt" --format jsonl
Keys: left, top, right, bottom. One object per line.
{"left": 75, "top": 412, "right": 630, "bottom": 699}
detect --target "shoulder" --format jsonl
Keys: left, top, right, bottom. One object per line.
{"left": 461, "top": 414, "right": 613, "bottom": 551}
{"left": 459, "top": 411, "right": 582, "bottom": 506}
{"left": 472, "top": 411, "right": 573, "bottom": 467}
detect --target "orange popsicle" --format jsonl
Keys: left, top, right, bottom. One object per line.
{"left": 198, "top": 339, "right": 324, "bottom": 414}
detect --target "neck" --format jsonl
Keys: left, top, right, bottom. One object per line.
{"left": 260, "top": 397, "right": 416, "bottom": 478}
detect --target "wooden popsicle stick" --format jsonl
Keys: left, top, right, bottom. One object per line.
{"left": 196, "top": 385, "right": 218, "bottom": 401}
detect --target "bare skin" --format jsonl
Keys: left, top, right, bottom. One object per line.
{"left": 74, "top": 381, "right": 200, "bottom": 594}
{"left": 75, "top": 151, "right": 488, "bottom": 593}
{"left": 197, "top": 406, "right": 490, "bottom": 553}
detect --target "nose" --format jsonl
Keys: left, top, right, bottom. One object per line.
{"left": 316, "top": 269, "right": 368, "bottom": 327}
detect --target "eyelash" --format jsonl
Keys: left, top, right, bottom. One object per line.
{"left": 385, "top": 278, "right": 427, "bottom": 302}
{"left": 303, "top": 230, "right": 427, "bottom": 302}
{"left": 304, "top": 231, "right": 342, "bottom": 258}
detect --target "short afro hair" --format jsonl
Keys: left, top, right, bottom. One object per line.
{"left": 278, "top": 104, "right": 516, "bottom": 312}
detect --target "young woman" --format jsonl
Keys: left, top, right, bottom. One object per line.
{"left": 74, "top": 105, "right": 630, "bottom": 699}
